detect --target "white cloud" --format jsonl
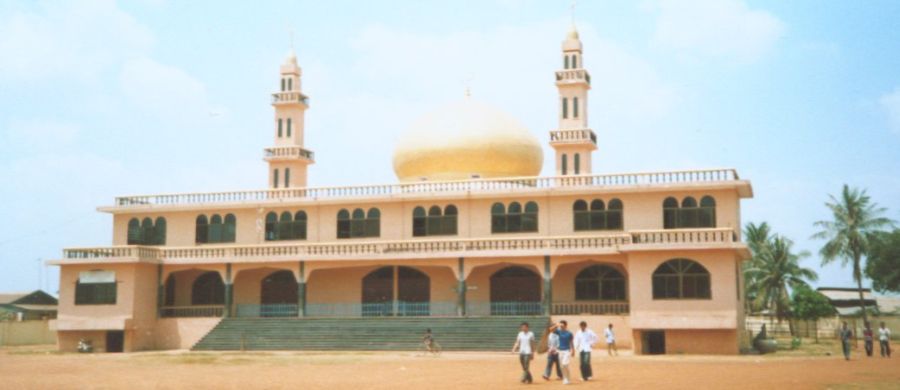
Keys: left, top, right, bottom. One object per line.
{"left": 4, "top": 120, "right": 79, "bottom": 150}
{"left": 880, "top": 87, "right": 900, "bottom": 134}
{"left": 646, "top": 0, "right": 785, "bottom": 63}
{"left": 119, "top": 57, "right": 219, "bottom": 122}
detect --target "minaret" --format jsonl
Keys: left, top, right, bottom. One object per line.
{"left": 550, "top": 24, "right": 597, "bottom": 176}
{"left": 265, "top": 47, "right": 314, "bottom": 189}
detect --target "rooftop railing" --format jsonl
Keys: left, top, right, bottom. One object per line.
{"left": 550, "top": 129, "right": 597, "bottom": 145}
{"left": 271, "top": 91, "right": 309, "bottom": 106}
{"left": 264, "top": 146, "right": 315, "bottom": 161}
{"left": 112, "top": 168, "right": 741, "bottom": 207}
{"left": 555, "top": 69, "right": 591, "bottom": 84}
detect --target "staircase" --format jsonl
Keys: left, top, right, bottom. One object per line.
{"left": 192, "top": 316, "right": 550, "bottom": 351}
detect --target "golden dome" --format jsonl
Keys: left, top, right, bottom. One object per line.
{"left": 393, "top": 99, "right": 543, "bottom": 182}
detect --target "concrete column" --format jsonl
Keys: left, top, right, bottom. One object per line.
{"left": 224, "top": 263, "right": 233, "bottom": 317}
{"left": 543, "top": 256, "right": 552, "bottom": 316}
{"left": 297, "top": 261, "right": 306, "bottom": 317}
{"left": 457, "top": 257, "right": 466, "bottom": 317}
{"left": 156, "top": 264, "right": 163, "bottom": 319}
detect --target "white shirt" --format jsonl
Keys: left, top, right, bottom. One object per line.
{"left": 517, "top": 331, "right": 535, "bottom": 354}
{"left": 879, "top": 327, "right": 891, "bottom": 342}
{"left": 575, "top": 329, "right": 598, "bottom": 352}
{"left": 605, "top": 327, "right": 615, "bottom": 344}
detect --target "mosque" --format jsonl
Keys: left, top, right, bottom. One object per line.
{"left": 50, "top": 24, "right": 753, "bottom": 354}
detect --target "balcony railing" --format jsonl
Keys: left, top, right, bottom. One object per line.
{"left": 551, "top": 301, "right": 629, "bottom": 315}
{"left": 159, "top": 305, "right": 224, "bottom": 318}
{"left": 264, "top": 146, "right": 315, "bottom": 161}
{"left": 550, "top": 129, "right": 597, "bottom": 145}
{"left": 271, "top": 91, "right": 309, "bottom": 106}
{"left": 59, "top": 229, "right": 740, "bottom": 263}
{"left": 111, "top": 168, "right": 741, "bottom": 207}
{"left": 555, "top": 69, "right": 591, "bottom": 84}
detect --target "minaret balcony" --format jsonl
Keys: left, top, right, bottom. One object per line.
{"left": 272, "top": 91, "right": 309, "bottom": 106}
{"left": 264, "top": 146, "right": 315, "bottom": 162}
{"left": 550, "top": 129, "right": 597, "bottom": 146}
{"left": 555, "top": 69, "right": 591, "bottom": 85}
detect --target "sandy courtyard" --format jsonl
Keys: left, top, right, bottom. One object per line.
{"left": 2, "top": 346, "right": 899, "bottom": 390}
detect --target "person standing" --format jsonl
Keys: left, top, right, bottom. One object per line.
{"left": 839, "top": 321, "right": 853, "bottom": 361}
{"left": 574, "top": 321, "right": 598, "bottom": 381}
{"left": 547, "top": 321, "right": 575, "bottom": 385}
{"left": 879, "top": 322, "right": 892, "bottom": 358}
{"left": 605, "top": 323, "right": 618, "bottom": 356}
{"left": 542, "top": 330, "right": 562, "bottom": 380}
{"left": 863, "top": 322, "right": 874, "bottom": 357}
{"left": 512, "top": 322, "right": 536, "bottom": 384}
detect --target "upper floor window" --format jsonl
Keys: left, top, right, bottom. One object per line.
{"left": 265, "top": 211, "right": 307, "bottom": 241}
{"left": 573, "top": 199, "right": 623, "bottom": 231}
{"left": 285, "top": 168, "right": 291, "bottom": 188}
{"left": 127, "top": 217, "right": 166, "bottom": 245}
{"left": 571, "top": 54, "right": 577, "bottom": 69}
{"left": 562, "top": 98, "right": 568, "bottom": 119}
{"left": 195, "top": 213, "right": 236, "bottom": 244}
{"left": 574, "top": 153, "right": 581, "bottom": 174}
{"left": 287, "top": 118, "right": 292, "bottom": 137}
{"left": 573, "top": 96, "right": 579, "bottom": 118}
{"left": 662, "top": 196, "right": 716, "bottom": 229}
{"left": 75, "top": 270, "right": 117, "bottom": 305}
{"left": 575, "top": 265, "right": 626, "bottom": 301}
{"left": 652, "top": 258, "right": 711, "bottom": 299}
{"left": 413, "top": 205, "right": 458, "bottom": 236}
{"left": 280, "top": 78, "right": 285, "bottom": 91}
{"left": 491, "top": 201, "right": 538, "bottom": 233}
{"left": 337, "top": 208, "right": 380, "bottom": 239}
{"left": 273, "top": 169, "right": 280, "bottom": 189}
{"left": 564, "top": 55, "right": 570, "bottom": 69}
{"left": 287, "top": 78, "right": 293, "bottom": 91}
{"left": 278, "top": 118, "right": 283, "bottom": 137}
{"left": 561, "top": 154, "right": 568, "bottom": 175}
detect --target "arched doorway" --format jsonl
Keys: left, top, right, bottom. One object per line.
{"left": 490, "top": 266, "right": 541, "bottom": 315}
{"left": 362, "top": 266, "right": 431, "bottom": 316}
{"left": 191, "top": 271, "right": 225, "bottom": 305}
{"left": 260, "top": 270, "right": 298, "bottom": 317}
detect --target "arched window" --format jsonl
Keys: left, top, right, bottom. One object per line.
{"left": 191, "top": 271, "right": 225, "bottom": 305}
{"left": 564, "top": 55, "right": 570, "bottom": 69}
{"left": 224, "top": 214, "right": 236, "bottom": 242}
{"left": 265, "top": 212, "right": 278, "bottom": 241}
{"left": 590, "top": 200, "right": 606, "bottom": 230}
{"left": 573, "top": 200, "right": 589, "bottom": 231}
{"left": 284, "top": 168, "right": 291, "bottom": 188}
{"left": 127, "top": 218, "right": 141, "bottom": 245}
{"left": 366, "top": 208, "right": 381, "bottom": 237}
{"left": 607, "top": 198, "right": 623, "bottom": 230}
{"left": 523, "top": 201, "right": 539, "bottom": 232}
{"left": 572, "top": 54, "right": 578, "bottom": 69}
{"left": 652, "top": 259, "right": 711, "bottom": 299}
{"left": 209, "top": 214, "right": 223, "bottom": 243}
{"left": 699, "top": 196, "right": 716, "bottom": 228}
{"left": 679, "top": 197, "right": 699, "bottom": 228}
{"left": 164, "top": 274, "right": 176, "bottom": 306}
{"left": 293, "top": 211, "right": 308, "bottom": 239}
{"left": 140, "top": 218, "right": 153, "bottom": 246}
{"left": 195, "top": 215, "right": 209, "bottom": 244}
{"left": 412, "top": 206, "right": 426, "bottom": 237}
{"left": 287, "top": 78, "right": 292, "bottom": 91}
{"left": 574, "top": 199, "right": 624, "bottom": 231}
{"left": 507, "top": 202, "right": 522, "bottom": 232}
{"left": 427, "top": 206, "right": 442, "bottom": 235}
{"left": 490, "top": 266, "right": 541, "bottom": 315}
{"left": 663, "top": 197, "right": 678, "bottom": 229}
{"left": 575, "top": 265, "right": 626, "bottom": 300}
{"left": 287, "top": 118, "right": 292, "bottom": 137}
{"left": 561, "top": 154, "right": 568, "bottom": 175}
{"left": 443, "top": 205, "right": 458, "bottom": 235}
{"left": 573, "top": 96, "right": 579, "bottom": 119}
{"left": 337, "top": 209, "right": 351, "bottom": 238}
{"left": 562, "top": 98, "right": 568, "bottom": 119}
{"left": 273, "top": 169, "right": 280, "bottom": 189}
{"left": 351, "top": 208, "right": 366, "bottom": 237}
{"left": 491, "top": 202, "right": 506, "bottom": 233}
{"left": 574, "top": 153, "right": 580, "bottom": 174}
{"left": 278, "top": 118, "right": 283, "bottom": 137}
{"left": 278, "top": 211, "right": 292, "bottom": 240}
{"left": 280, "top": 78, "right": 285, "bottom": 92}
{"left": 154, "top": 217, "right": 166, "bottom": 245}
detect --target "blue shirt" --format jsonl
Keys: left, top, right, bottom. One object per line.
{"left": 554, "top": 329, "right": 574, "bottom": 351}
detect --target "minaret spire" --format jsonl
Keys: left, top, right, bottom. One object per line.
{"left": 549, "top": 18, "right": 596, "bottom": 176}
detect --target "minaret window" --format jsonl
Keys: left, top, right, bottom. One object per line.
{"left": 573, "top": 97, "right": 579, "bottom": 118}
{"left": 273, "top": 169, "right": 280, "bottom": 189}
{"left": 280, "top": 78, "right": 285, "bottom": 91}
{"left": 288, "top": 78, "right": 293, "bottom": 91}
{"left": 278, "top": 119, "right": 283, "bottom": 137}
{"left": 562, "top": 98, "right": 568, "bottom": 119}
{"left": 561, "top": 154, "right": 568, "bottom": 175}
{"left": 287, "top": 118, "right": 292, "bottom": 137}
{"left": 572, "top": 55, "right": 577, "bottom": 69}
{"left": 285, "top": 168, "right": 291, "bottom": 187}
{"left": 574, "top": 153, "right": 581, "bottom": 174}
{"left": 564, "top": 56, "right": 569, "bottom": 69}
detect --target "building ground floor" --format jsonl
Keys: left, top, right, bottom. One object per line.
{"left": 53, "top": 251, "right": 746, "bottom": 355}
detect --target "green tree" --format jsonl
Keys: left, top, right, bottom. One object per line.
{"left": 865, "top": 229, "right": 900, "bottom": 294}
{"left": 791, "top": 284, "right": 835, "bottom": 343}
{"left": 812, "top": 185, "right": 894, "bottom": 324}
{"left": 745, "top": 235, "right": 818, "bottom": 333}
{"left": 743, "top": 222, "right": 773, "bottom": 309}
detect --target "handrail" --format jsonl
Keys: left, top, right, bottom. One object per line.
{"left": 112, "top": 168, "right": 741, "bottom": 207}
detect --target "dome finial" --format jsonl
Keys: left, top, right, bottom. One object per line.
{"left": 567, "top": 0, "right": 580, "bottom": 40}
{"left": 285, "top": 26, "right": 297, "bottom": 63}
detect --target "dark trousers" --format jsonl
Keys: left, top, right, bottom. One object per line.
{"left": 881, "top": 340, "right": 892, "bottom": 357}
{"left": 842, "top": 340, "right": 851, "bottom": 360}
{"left": 579, "top": 351, "right": 593, "bottom": 379}
{"left": 544, "top": 353, "right": 562, "bottom": 378}
{"left": 519, "top": 354, "right": 533, "bottom": 383}
{"left": 865, "top": 340, "right": 874, "bottom": 356}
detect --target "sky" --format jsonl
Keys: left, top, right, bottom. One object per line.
{"left": 1, "top": 0, "right": 899, "bottom": 296}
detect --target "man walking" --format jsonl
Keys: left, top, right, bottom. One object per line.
{"left": 575, "top": 321, "right": 598, "bottom": 381}
{"left": 512, "top": 322, "right": 536, "bottom": 384}
{"left": 879, "top": 322, "right": 892, "bottom": 358}
{"left": 547, "top": 320, "right": 575, "bottom": 385}
{"left": 605, "top": 323, "right": 618, "bottom": 356}
{"left": 863, "top": 322, "right": 874, "bottom": 357}
{"left": 839, "top": 321, "right": 853, "bottom": 361}
{"left": 542, "top": 329, "right": 562, "bottom": 380}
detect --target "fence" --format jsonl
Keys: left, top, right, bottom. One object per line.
{"left": 0, "top": 320, "right": 56, "bottom": 346}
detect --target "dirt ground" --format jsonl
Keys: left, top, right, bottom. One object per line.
{"left": 2, "top": 345, "right": 898, "bottom": 390}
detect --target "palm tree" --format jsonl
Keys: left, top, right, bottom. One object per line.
{"left": 745, "top": 236, "right": 818, "bottom": 333}
{"left": 743, "top": 222, "right": 773, "bottom": 309}
{"left": 812, "top": 185, "right": 894, "bottom": 324}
